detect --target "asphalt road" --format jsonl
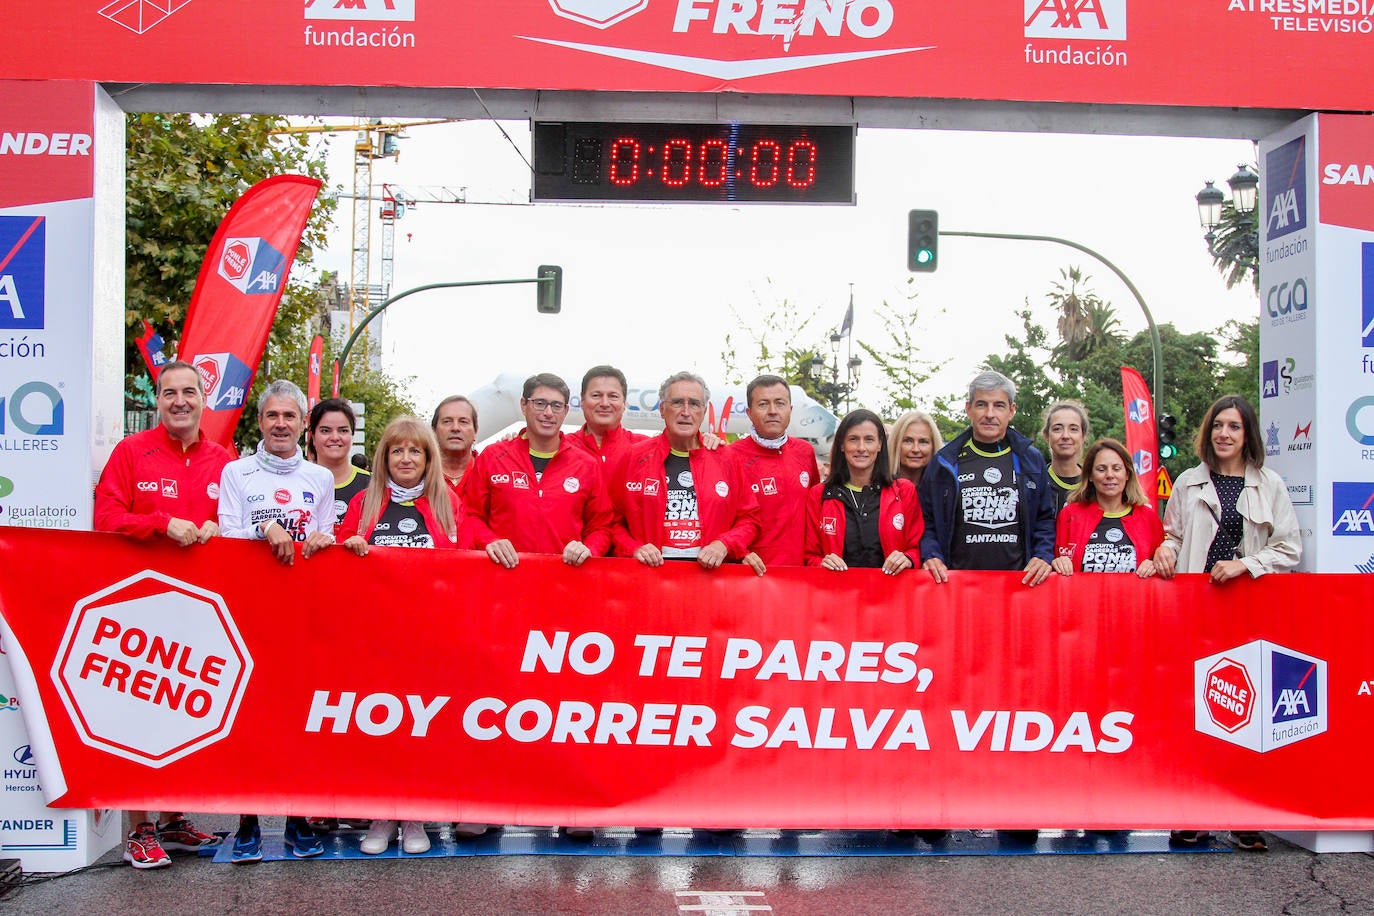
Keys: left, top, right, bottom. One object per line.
{"left": 3, "top": 817, "right": 1372, "bottom": 915}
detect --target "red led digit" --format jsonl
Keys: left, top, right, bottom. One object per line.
{"left": 608, "top": 137, "right": 641, "bottom": 186}
{"left": 786, "top": 140, "right": 818, "bottom": 188}
{"left": 661, "top": 138, "right": 692, "bottom": 187}
{"left": 749, "top": 139, "right": 780, "bottom": 188}
{"left": 699, "top": 139, "right": 727, "bottom": 187}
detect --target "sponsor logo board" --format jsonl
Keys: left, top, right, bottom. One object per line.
{"left": 1195, "top": 640, "right": 1326, "bottom": 752}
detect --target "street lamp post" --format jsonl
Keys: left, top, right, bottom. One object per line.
{"left": 806, "top": 331, "right": 861, "bottom": 414}
{"left": 1196, "top": 163, "right": 1260, "bottom": 268}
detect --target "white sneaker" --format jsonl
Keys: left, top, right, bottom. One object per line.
{"left": 359, "top": 820, "right": 397, "bottom": 855}
{"left": 401, "top": 821, "right": 431, "bottom": 854}
{"left": 452, "top": 822, "right": 490, "bottom": 838}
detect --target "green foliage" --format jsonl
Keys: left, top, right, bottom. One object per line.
{"left": 125, "top": 112, "right": 337, "bottom": 449}
{"left": 1208, "top": 199, "right": 1260, "bottom": 292}
{"left": 720, "top": 282, "right": 831, "bottom": 403}
{"left": 234, "top": 278, "right": 417, "bottom": 457}
{"left": 857, "top": 279, "right": 949, "bottom": 422}
{"left": 977, "top": 268, "right": 1250, "bottom": 474}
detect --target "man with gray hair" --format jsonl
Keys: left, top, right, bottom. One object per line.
{"left": 917, "top": 370, "right": 1056, "bottom": 587}
{"left": 216, "top": 379, "right": 334, "bottom": 861}
{"left": 612, "top": 371, "right": 759, "bottom": 569}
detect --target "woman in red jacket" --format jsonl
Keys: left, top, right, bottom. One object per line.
{"left": 805, "top": 409, "right": 923, "bottom": 574}
{"left": 1051, "top": 438, "right": 1163, "bottom": 577}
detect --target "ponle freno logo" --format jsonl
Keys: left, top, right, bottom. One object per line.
{"left": 52, "top": 571, "right": 253, "bottom": 768}
{"left": 216, "top": 237, "right": 287, "bottom": 295}
{"left": 529, "top": 0, "right": 933, "bottom": 81}
{"left": 1194, "top": 640, "right": 1325, "bottom": 753}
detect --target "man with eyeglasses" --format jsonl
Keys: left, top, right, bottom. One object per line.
{"left": 465, "top": 372, "right": 615, "bottom": 568}
{"left": 613, "top": 371, "right": 759, "bottom": 569}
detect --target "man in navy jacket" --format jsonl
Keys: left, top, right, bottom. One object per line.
{"left": 917, "top": 370, "right": 1056, "bottom": 587}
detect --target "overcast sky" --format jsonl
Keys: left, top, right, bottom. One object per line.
{"left": 307, "top": 120, "right": 1258, "bottom": 424}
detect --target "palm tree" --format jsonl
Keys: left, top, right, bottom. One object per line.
{"left": 1048, "top": 266, "right": 1107, "bottom": 362}
{"left": 1207, "top": 201, "right": 1260, "bottom": 292}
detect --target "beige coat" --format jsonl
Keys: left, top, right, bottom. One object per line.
{"left": 1161, "top": 462, "right": 1301, "bottom": 576}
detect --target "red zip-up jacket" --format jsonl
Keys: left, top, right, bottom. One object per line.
{"left": 567, "top": 423, "right": 645, "bottom": 478}
{"left": 803, "top": 479, "right": 924, "bottom": 568}
{"left": 337, "top": 487, "right": 474, "bottom": 549}
{"left": 464, "top": 432, "right": 615, "bottom": 556}
{"left": 612, "top": 433, "right": 760, "bottom": 560}
{"left": 93, "top": 425, "right": 232, "bottom": 539}
{"left": 1054, "top": 500, "right": 1164, "bottom": 572}
{"left": 728, "top": 435, "right": 820, "bottom": 567}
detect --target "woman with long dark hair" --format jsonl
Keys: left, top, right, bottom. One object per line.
{"left": 805, "top": 409, "right": 922, "bottom": 575}
{"left": 307, "top": 397, "right": 370, "bottom": 528}
{"left": 1151, "top": 395, "right": 1300, "bottom": 852}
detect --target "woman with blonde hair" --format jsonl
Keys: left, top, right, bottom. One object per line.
{"left": 1051, "top": 438, "right": 1163, "bottom": 578}
{"left": 888, "top": 410, "right": 944, "bottom": 489}
{"left": 337, "top": 415, "right": 474, "bottom": 855}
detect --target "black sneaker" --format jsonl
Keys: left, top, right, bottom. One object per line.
{"left": 1169, "top": 830, "right": 1209, "bottom": 846}
{"left": 1231, "top": 831, "right": 1267, "bottom": 851}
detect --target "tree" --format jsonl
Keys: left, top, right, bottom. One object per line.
{"left": 1207, "top": 200, "right": 1260, "bottom": 293}
{"left": 857, "top": 279, "right": 950, "bottom": 421}
{"left": 720, "top": 281, "right": 831, "bottom": 404}
{"left": 981, "top": 304, "right": 1057, "bottom": 441}
{"left": 1047, "top": 267, "right": 1123, "bottom": 373}
{"left": 1216, "top": 317, "right": 1260, "bottom": 402}
{"left": 124, "top": 112, "right": 336, "bottom": 447}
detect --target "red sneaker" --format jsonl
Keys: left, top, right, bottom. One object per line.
{"left": 124, "top": 823, "right": 172, "bottom": 869}
{"left": 157, "top": 817, "right": 220, "bottom": 851}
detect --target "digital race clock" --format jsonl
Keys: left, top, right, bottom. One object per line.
{"left": 531, "top": 121, "right": 856, "bottom": 205}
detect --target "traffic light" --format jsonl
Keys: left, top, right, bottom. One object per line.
{"left": 908, "top": 209, "right": 938, "bottom": 272}
{"left": 536, "top": 265, "right": 562, "bottom": 314}
{"left": 1158, "top": 414, "right": 1178, "bottom": 460}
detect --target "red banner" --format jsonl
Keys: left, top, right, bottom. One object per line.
{"left": 306, "top": 334, "right": 324, "bottom": 409}
{"left": 1120, "top": 366, "right": 1157, "bottom": 506}
{"left": 1, "top": 5, "right": 1372, "bottom": 112}
{"left": 177, "top": 175, "right": 322, "bottom": 449}
{"left": 0, "top": 528, "right": 1370, "bottom": 829}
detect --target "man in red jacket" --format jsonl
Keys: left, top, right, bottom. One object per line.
{"left": 92, "top": 360, "right": 229, "bottom": 869}
{"left": 465, "top": 372, "right": 615, "bottom": 568}
{"left": 567, "top": 365, "right": 645, "bottom": 471}
{"left": 614, "top": 371, "right": 759, "bottom": 570}
{"left": 729, "top": 374, "right": 820, "bottom": 573}
{"left": 432, "top": 395, "right": 479, "bottom": 494}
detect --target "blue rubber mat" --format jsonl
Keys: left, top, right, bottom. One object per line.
{"left": 207, "top": 827, "right": 1233, "bottom": 862}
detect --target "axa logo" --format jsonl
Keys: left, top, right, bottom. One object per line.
{"left": 1195, "top": 640, "right": 1326, "bottom": 752}
{"left": 531, "top": 0, "right": 932, "bottom": 81}
{"left": 217, "top": 237, "right": 287, "bottom": 295}
{"left": 1331, "top": 482, "right": 1374, "bottom": 536}
{"left": 1024, "top": 0, "right": 1126, "bottom": 40}
{"left": 1262, "top": 360, "right": 1279, "bottom": 398}
{"left": 305, "top": 0, "right": 415, "bottom": 21}
{"left": 1131, "top": 449, "right": 1151, "bottom": 476}
{"left": 100, "top": 0, "right": 195, "bottom": 34}
{"left": 0, "top": 216, "right": 45, "bottom": 331}
{"left": 192, "top": 353, "right": 253, "bottom": 412}
{"left": 1126, "top": 397, "right": 1150, "bottom": 424}
{"left": 0, "top": 381, "right": 64, "bottom": 436}
{"left": 1265, "top": 136, "right": 1308, "bottom": 241}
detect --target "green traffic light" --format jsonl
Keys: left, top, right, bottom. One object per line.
{"left": 916, "top": 249, "right": 933, "bottom": 264}
{"left": 1159, "top": 444, "right": 1177, "bottom": 459}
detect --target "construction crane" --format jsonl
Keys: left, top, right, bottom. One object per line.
{"left": 271, "top": 119, "right": 461, "bottom": 340}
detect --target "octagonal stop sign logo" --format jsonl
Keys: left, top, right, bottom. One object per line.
{"left": 1203, "top": 658, "right": 1254, "bottom": 733}
{"left": 548, "top": 0, "right": 648, "bottom": 28}
{"left": 51, "top": 571, "right": 252, "bottom": 768}
{"left": 219, "top": 239, "right": 251, "bottom": 282}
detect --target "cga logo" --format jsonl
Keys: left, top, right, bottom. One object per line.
{"left": 0, "top": 381, "right": 64, "bottom": 436}
{"left": 216, "top": 237, "right": 288, "bottom": 295}
{"left": 1024, "top": 0, "right": 1126, "bottom": 40}
{"left": 1331, "top": 482, "right": 1374, "bottom": 536}
{"left": 1265, "top": 136, "right": 1308, "bottom": 240}
{"left": 0, "top": 216, "right": 46, "bottom": 330}
{"left": 1266, "top": 277, "right": 1308, "bottom": 321}
{"left": 1194, "top": 640, "right": 1326, "bottom": 752}
{"left": 192, "top": 353, "right": 254, "bottom": 411}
